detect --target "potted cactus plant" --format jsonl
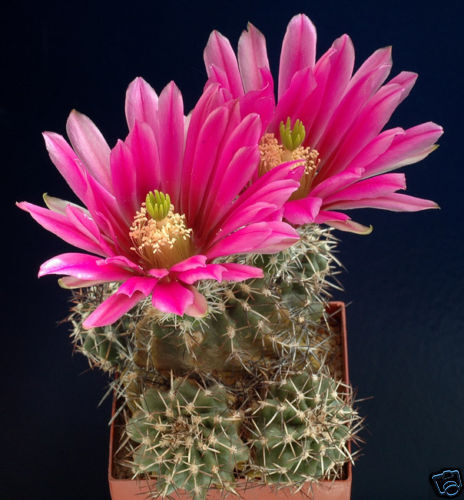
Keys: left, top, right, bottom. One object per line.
{"left": 18, "top": 13, "right": 441, "bottom": 500}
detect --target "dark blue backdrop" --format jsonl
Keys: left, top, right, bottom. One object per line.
{"left": 4, "top": 1, "right": 463, "bottom": 499}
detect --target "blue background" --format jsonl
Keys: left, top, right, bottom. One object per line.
{"left": 3, "top": 0, "right": 463, "bottom": 498}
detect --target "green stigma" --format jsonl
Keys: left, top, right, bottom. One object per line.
{"left": 279, "top": 118, "right": 306, "bottom": 151}
{"left": 145, "top": 190, "right": 171, "bottom": 221}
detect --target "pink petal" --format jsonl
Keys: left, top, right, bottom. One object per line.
{"left": 152, "top": 280, "right": 195, "bottom": 316}
{"left": 325, "top": 192, "right": 438, "bottom": 212}
{"left": 270, "top": 67, "right": 317, "bottom": 134}
{"left": 176, "top": 264, "right": 225, "bottom": 284}
{"left": 199, "top": 144, "right": 260, "bottom": 242}
{"left": 318, "top": 73, "right": 417, "bottom": 181}
{"left": 110, "top": 139, "right": 138, "bottom": 224}
{"left": 125, "top": 77, "right": 159, "bottom": 134}
{"left": 17, "top": 201, "right": 107, "bottom": 256}
{"left": 239, "top": 68, "right": 275, "bottom": 134}
{"left": 170, "top": 255, "right": 208, "bottom": 273}
{"left": 346, "top": 46, "right": 392, "bottom": 92}
{"left": 126, "top": 121, "right": 161, "bottom": 204}
{"left": 42, "top": 132, "right": 89, "bottom": 205}
{"left": 237, "top": 22, "right": 270, "bottom": 92}
{"left": 322, "top": 173, "right": 406, "bottom": 206}
{"left": 65, "top": 204, "right": 115, "bottom": 256}
{"left": 66, "top": 110, "right": 112, "bottom": 192}
{"left": 220, "top": 263, "right": 264, "bottom": 281}
{"left": 302, "top": 35, "right": 355, "bottom": 148}
{"left": 199, "top": 112, "right": 262, "bottom": 234}
{"left": 313, "top": 61, "right": 393, "bottom": 164}
{"left": 310, "top": 169, "right": 364, "bottom": 199}
{"left": 211, "top": 164, "right": 303, "bottom": 241}
{"left": 147, "top": 268, "right": 170, "bottom": 279}
{"left": 206, "top": 221, "right": 299, "bottom": 259}
{"left": 204, "top": 30, "right": 244, "bottom": 98}
{"left": 283, "top": 197, "right": 323, "bottom": 225}
{"left": 184, "top": 105, "right": 231, "bottom": 226}
{"left": 347, "top": 127, "right": 404, "bottom": 172}
{"left": 156, "top": 81, "right": 185, "bottom": 206}
{"left": 362, "top": 122, "right": 443, "bottom": 176}
{"left": 83, "top": 276, "right": 158, "bottom": 328}
{"left": 278, "top": 14, "right": 317, "bottom": 99}
{"left": 38, "top": 252, "right": 136, "bottom": 281}
{"left": 184, "top": 287, "right": 208, "bottom": 317}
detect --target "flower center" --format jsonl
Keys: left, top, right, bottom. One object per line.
{"left": 129, "top": 190, "right": 193, "bottom": 269}
{"left": 259, "top": 118, "right": 320, "bottom": 201}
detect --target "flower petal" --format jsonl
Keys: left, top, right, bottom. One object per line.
{"left": 206, "top": 221, "right": 299, "bottom": 259}
{"left": 204, "top": 30, "right": 244, "bottom": 98}
{"left": 39, "top": 252, "right": 136, "bottom": 282}
{"left": 125, "top": 77, "right": 159, "bottom": 134}
{"left": 17, "top": 202, "right": 107, "bottom": 256}
{"left": 83, "top": 276, "right": 157, "bottom": 328}
{"left": 152, "top": 281, "right": 195, "bottom": 316}
{"left": 238, "top": 22, "right": 270, "bottom": 92}
{"left": 220, "top": 263, "right": 264, "bottom": 281}
{"left": 284, "top": 197, "right": 323, "bottom": 225}
{"left": 66, "top": 110, "right": 112, "bottom": 192}
{"left": 157, "top": 81, "right": 185, "bottom": 206}
{"left": 278, "top": 14, "right": 317, "bottom": 99}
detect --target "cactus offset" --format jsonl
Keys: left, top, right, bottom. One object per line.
{"left": 127, "top": 376, "right": 249, "bottom": 499}
{"left": 249, "top": 372, "right": 360, "bottom": 485}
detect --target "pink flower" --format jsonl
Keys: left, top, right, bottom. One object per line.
{"left": 203, "top": 14, "right": 443, "bottom": 233}
{"left": 18, "top": 79, "right": 302, "bottom": 327}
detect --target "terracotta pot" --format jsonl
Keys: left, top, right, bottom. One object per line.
{"left": 108, "top": 301, "right": 351, "bottom": 500}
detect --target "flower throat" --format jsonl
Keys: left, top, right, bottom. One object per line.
{"left": 129, "top": 190, "right": 192, "bottom": 269}
{"left": 259, "top": 118, "right": 320, "bottom": 201}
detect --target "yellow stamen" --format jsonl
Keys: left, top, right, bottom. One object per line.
{"left": 129, "top": 199, "right": 192, "bottom": 269}
{"left": 258, "top": 132, "right": 320, "bottom": 200}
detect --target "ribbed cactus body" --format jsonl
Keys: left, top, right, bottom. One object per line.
{"left": 250, "top": 372, "right": 356, "bottom": 483}
{"left": 127, "top": 378, "right": 249, "bottom": 499}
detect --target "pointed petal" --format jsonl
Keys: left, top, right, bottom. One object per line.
{"left": 17, "top": 201, "right": 107, "bottom": 256}
{"left": 125, "top": 77, "right": 159, "bottom": 134}
{"left": 278, "top": 14, "right": 317, "bottom": 99}
{"left": 238, "top": 22, "right": 270, "bottom": 92}
{"left": 152, "top": 280, "right": 195, "bottom": 316}
{"left": 303, "top": 35, "right": 355, "bottom": 148}
{"left": 83, "top": 276, "right": 158, "bottom": 328}
{"left": 176, "top": 264, "right": 225, "bottom": 284}
{"left": 110, "top": 139, "right": 138, "bottom": 223}
{"left": 157, "top": 81, "right": 184, "bottom": 206}
{"left": 204, "top": 30, "right": 244, "bottom": 97}
{"left": 184, "top": 287, "right": 208, "bottom": 317}
{"left": 42, "top": 132, "right": 89, "bottom": 205}
{"left": 206, "top": 221, "right": 299, "bottom": 259}
{"left": 326, "top": 192, "right": 438, "bottom": 211}
{"left": 127, "top": 121, "right": 161, "bottom": 204}
{"left": 283, "top": 196, "right": 323, "bottom": 225}
{"left": 323, "top": 173, "right": 406, "bottom": 206}
{"left": 362, "top": 122, "right": 443, "bottom": 176}
{"left": 220, "top": 263, "right": 264, "bottom": 281}
{"left": 38, "top": 252, "right": 136, "bottom": 281}
{"left": 66, "top": 110, "right": 112, "bottom": 192}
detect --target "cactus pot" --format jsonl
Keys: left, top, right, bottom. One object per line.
{"left": 108, "top": 301, "right": 352, "bottom": 500}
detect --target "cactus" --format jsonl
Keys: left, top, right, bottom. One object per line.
{"left": 249, "top": 372, "right": 359, "bottom": 485}
{"left": 66, "top": 223, "right": 360, "bottom": 496}
{"left": 126, "top": 376, "right": 249, "bottom": 499}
